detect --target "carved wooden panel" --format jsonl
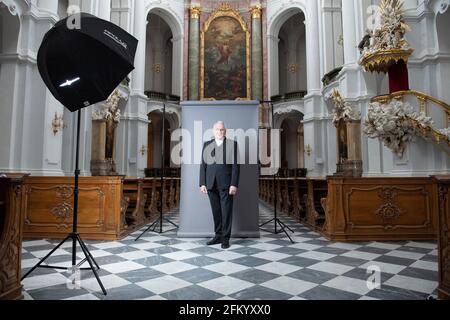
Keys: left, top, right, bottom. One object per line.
{"left": 0, "top": 174, "right": 28, "bottom": 300}
{"left": 346, "top": 186, "right": 432, "bottom": 230}
{"left": 324, "top": 177, "right": 438, "bottom": 241}
{"left": 23, "top": 176, "right": 122, "bottom": 240}
{"left": 434, "top": 176, "right": 450, "bottom": 300}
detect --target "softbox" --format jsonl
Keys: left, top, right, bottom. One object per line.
{"left": 37, "top": 12, "right": 138, "bottom": 111}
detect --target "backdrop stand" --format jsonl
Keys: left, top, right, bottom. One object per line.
{"left": 21, "top": 109, "right": 107, "bottom": 295}
{"left": 258, "top": 101, "right": 295, "bottom": 243}
{"left": 136, "top": 102, "right": 178, "bottom": 240}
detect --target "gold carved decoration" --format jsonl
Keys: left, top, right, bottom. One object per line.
{"left": 51, "top": 112, "right": 66, "bottom": 135}
{"left": 360, "top": 48, "right": 414, "bottom": 73}
{"left": 190, "top": 6, "right": 201, "bottom": 19}
{"left": 50, "top": 186, "right": 74, "bottom": 222}
{"left": 288, "top": 63, "right": 299, "bottom": 74}
{"left": 140, "top": 145, "right": 147, "bottom": 156}
{"left": 359, "top": 0, "right": 413, "bottom": 73}
{"left": 375, "top": 188, "right": 404, "bottom": 222}
{"left": 305, "top": 144, "right": 312, "bottom": 157}
{"left": 152, "top": 63, "right": 164, "bottom": 74}
{"left": 200, "top": 3, "right": 251, "bottom": 101}
{"left": 250, "top": 5, "right": 262, "bottom": 19}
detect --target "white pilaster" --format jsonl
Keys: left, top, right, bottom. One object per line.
{"left": 130, "top": 0, "right": 146, "bottom": 95}
{"left": 341, "top": 0, "right": 358, "bottom": 65}
{"left": 306, "top": 0, "right": 321, "bottom": 93}
{"left": 267, "top": 34, "right": 279, "bottom": 97}
{"left": 172, "top": 35, "right": 183, "bottom": 97}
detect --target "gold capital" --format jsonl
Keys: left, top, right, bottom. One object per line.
{"left": 190, "top": 6, "right": 201, "bottom": 19}
{"left": 250, "top": 5, "right": 262, "bottom": 18}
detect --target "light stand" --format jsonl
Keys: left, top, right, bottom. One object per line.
{"left": 258, "top": 101, "right": 295, "bottom": 243}
{"left": 21, "top": 109, "right": 107, "bottom": 295}
{"left": 135, "top": 102, "right": 178, "bottom": 240}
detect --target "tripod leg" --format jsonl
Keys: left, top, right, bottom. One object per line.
{"left": 76, "top": 235, "right": 100, "bottom": 270}
{"left": 259, "top": 218, "right": 275, "bottom": 228}
{"left": 276, "top": 220, "right": 294, "bottom": 243}
{"left": 135, "top": 218, "right": 159, "bottom": 241}
{"left": 150, "top": 218, "right": 160, "bottom": 232}
{"left": 21, "top": 236, "right": 70, "bottom": 280}
{"left": 277, "top": 219, "right": 295, "bottom": 233}
{"left": 76, "top": 236, "right": 107, "bottom": 296}
{"left": 163, "top": 217, "right": 179, "bottom": 228}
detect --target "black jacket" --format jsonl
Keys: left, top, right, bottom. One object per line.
{"left": 199, "top": 138, "right": 240, "bottom": 190}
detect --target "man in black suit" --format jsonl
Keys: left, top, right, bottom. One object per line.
{"left": 199, "top": 121, "right": 240, "bottom": 249}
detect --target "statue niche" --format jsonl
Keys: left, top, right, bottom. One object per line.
{"left": 91, "top": 90, "right": 123, "bottom": 176}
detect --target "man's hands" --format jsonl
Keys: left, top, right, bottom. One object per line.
{"left": 200, "top": 185, "right": 238, "bottom": 196}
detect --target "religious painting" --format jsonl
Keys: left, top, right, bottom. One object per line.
{"left": 200, "top": 5, "right": 250, "bottom": 100}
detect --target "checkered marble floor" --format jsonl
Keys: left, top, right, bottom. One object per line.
{"left": 21, "top": 202, "right": 439, "bottom": 300}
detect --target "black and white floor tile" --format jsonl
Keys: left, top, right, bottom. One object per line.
{"left": 21, "top": 202, "right": 439, "bottom": 300}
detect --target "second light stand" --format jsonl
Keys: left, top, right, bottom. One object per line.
{"left": 136, "top": 102, "right": 178, "bottom": 240}
{"left": 259, "top": 101, "right": 295, "bottom": 243}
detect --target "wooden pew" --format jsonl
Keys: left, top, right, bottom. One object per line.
{"left": 122, "top": 178, "right": 147, "bottom": 228}
{"left": 0, "top": 174, "right": 28, "bottom": 300}
{"left": 292, "top": 178, "right": 308, "bottom": 221}
{"left": 142, "top": 178, "right": 158, "bottom": 219}
{"left": 303, "top": 178, "right": 328, "bottom": 231}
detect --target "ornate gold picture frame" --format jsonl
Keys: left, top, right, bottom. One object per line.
{"left": 200, "top": 4, "right": 251, "bottom": 101}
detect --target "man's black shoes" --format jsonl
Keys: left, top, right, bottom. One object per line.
{"left": 221, "top": 240, "right": 230, "bottom": 249}
{"left": 207, "top": 237, "right": 222, "bottom": 246}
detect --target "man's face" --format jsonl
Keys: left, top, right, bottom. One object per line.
{"left": 214, "top": 123, "right": 226, "bottom": 140}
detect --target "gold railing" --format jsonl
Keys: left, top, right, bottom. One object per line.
{"left": 371, "top": 90, "right": 450, "bottom": 127}
{"left": 371, "top": 90, "right": 450, "bottom": 153}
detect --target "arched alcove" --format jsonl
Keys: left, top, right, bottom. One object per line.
{"left": 268, "top": 6, "right": 307, "bottom": 98}
{"left": 145, "top": 13, "right": 173, "bottom": 96}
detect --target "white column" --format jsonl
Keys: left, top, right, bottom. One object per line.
{"left": 342, "top": 0, "right": 358, "bottom": 65}
{"left": 306, "top": 1, "right": 321, "bottom": 93}
{"left": 96, "top": 0, "right": 111, "bottom": 20}
{"left": 130, "top": 0, "right": 146, "bottom": 95}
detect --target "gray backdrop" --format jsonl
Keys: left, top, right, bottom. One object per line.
{"left": 177, "top": 101, "right": 260, "bottom": 238}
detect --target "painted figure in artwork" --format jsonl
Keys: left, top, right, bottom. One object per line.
{"left": 216, "top": 42, "right": 233, "bottom": 65}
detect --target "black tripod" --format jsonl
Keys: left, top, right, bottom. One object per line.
{"left": 259, "top": 101, "right": 295, "bottom": 243}
{"left": 21, "top": 110, "right": 107, "bottom": 295}
{"left": 136, "top": 102, "right": 178, "bottom": 240}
